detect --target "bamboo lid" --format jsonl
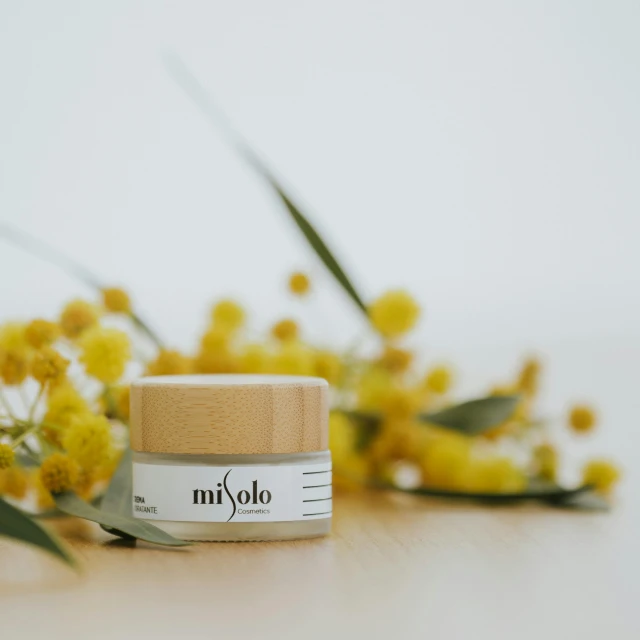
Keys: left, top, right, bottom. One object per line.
{"left": 130, "top": 375, "right": 329, "bottom": 455}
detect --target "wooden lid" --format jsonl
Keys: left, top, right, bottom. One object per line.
{"left": 130, "top": 375, "right": 329, "bottom": 455}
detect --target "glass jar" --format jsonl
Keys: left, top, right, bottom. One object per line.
{"left": 130, "top": 375, "right": 332, "bottom": 542}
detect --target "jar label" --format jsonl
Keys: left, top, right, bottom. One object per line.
{"left": 132, "top": 461, "right": 332, "bottom": 522}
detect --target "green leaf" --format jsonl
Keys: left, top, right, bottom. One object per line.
{"left": 0, "top": 496, "right": 76, "bottom": 567}
{"left": 99, "top": 448, "right": 136, "bottom": 540}
{"left": 101, "top": 447, "right": 133, "bottom": 517}
{"left": 53, "top": 492, "right": 191, "bottom": 547}
{"left": 164, "top": 54, "right": 368, "bottom": 316}
{"left": 423, "top": 396, "right": 520, "bottom": 435}
{"left": 385, "top": 483, "right": 594, "bottom": 506}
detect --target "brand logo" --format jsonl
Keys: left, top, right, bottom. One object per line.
{"left": 192, "top": 470, "right": 272, "bottom": 521}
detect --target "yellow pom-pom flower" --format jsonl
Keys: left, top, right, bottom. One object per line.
{"left": 420, "top": 433, "right": 471, "bottom": 490}
{"left": 0, "top": 443, "right": 15, "bottom": 469}
{"left": 211, "top": 299, "right": 245, "bottom": 334}
{"left": 424, "top": 365, "right": 453, "bottom": 394}
{"left": 30, "top": 346, "right": 69, "bottom": 386}
{"left": 271, "top": 318, "right": 299, "bottom": 343}
{"left": 25, "top": 319, "right": 60, "bottom": 349}
{"left": 517, "top": 357, "right": 541, "bottom": 397}
{"left": 533, "top": 443, "right": 558, "bottom": 482}
{"left": 0, "top": 348, "right": 29, "bottom": 385}
{"left": 39, "top": 453, "right": 80, "bottom": 493}
{"left": 369, "top": 290, "right": 421, "bottom": 338}
{"left": 63, "top": 414, "right": 113, "bottom": 471}
{"left": 0, "top": 466, "right": 28, "bottom": 499}
{"left": 465, "top": 456, "right": 526, "bottom": 493}
{"left": 115, "top": 385, "right": 130, "bottom": 420}
{"left": 568, "top": 405, "right": 597, "bottom": 434}
{"left": 102, "top": 287, "right": 132, "bottom": 314}
{"left": 60, "top": 299, "right": 100, "bottom": 339}
{"left": 145, "top": 349, "right": 191, "bottom": 376}
{"left": 0, "top": 322, "right": 28, "bottom": 350}
{"left": 288, "top": 272, "right": 311, "bottom": 296}
{"left": 379, "top": 385, "right": 422, "bottom": 421}
{"left": 45, "top": 384, "right": 90, "bottom": 431}
{"left": 313, "top": 350, "right": 343, "bottom": 384}
{"left": 272, "top": 342, "right": 314, "bottom": 376}
{"left": 582, "top": 459, "right": 620, "bottom": 495}
{"left": 378, "top": 346, "right": 413, "bottom": 374}
{"left": 239, "top": 344, "right": 271, "bottom": 373}
{"left": 79, "top": 326, "right": 130, "bottom": 384}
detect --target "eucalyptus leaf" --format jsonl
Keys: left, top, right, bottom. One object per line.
{"left": 423, "top": 396, "right": 520, "bottom": 435}
{"left": 54, "top": 492, "right": 190, "bottom": 547}
{"left": 0, "top": 496, "right": 76, "bottom": 567}
{"left": 388, "top": 483, "right": 594, "bottom": 506}
{"left": 101, "top": 447, "right": 133, "bottom": 517}
{"left": 165, "top": 54, "right": 368, "bottom": 316}
{"left": 99, "top": 448, "right": 135, "bottom": 540}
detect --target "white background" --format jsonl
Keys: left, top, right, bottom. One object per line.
{"left": 0, "top": 2, "right": 638, "bottom": 468}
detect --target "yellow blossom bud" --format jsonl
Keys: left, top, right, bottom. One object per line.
{"left": 30, "top": 346, "right": 69, "bottom": 386}
{"left": 25, "top": 319, "right": 60, "bottom": 349}
{"left": 271, "top": 318, "right": 299, "bottom": 343}
{"left": 0, "top": 443, "right": 15, "bottom": 469}
{"left": 79, "top": 326, "right": 130, "bottom": 384}
{"left": 272, "top": 342, "right": 314, "bottom": 376}
{"left": 115, "top": 385, "right": 130, "bottom": 420}
{"left": 424, "top": 365, "right": 453, "bottom": 394}
{"left": 145, "top": 349, "right": 191, "bottom": 376}
{"left": 379, "top": 385, "right": 422, "bottom": 421}
{"left": 239, "top": 344, "right": 271, "bottom": 374}
{"left": 465, "top": 456, "right": 526, "bottom": 493}
{"left": 44, "top": 383, "right": 91, "bottom": 445}
{"left": 288, "top": 272, "right": 311, "bottom": 296}
{"left": 39, "top": 453, "right": 80, "bottom": 493}
{"left": 420, "top": 433, "right": 472, "bottom": 490}
{"left": 60, "top": 299, "right": 100, "bottom": 339}
{"left": 329, "top": 412, "right": 356, "bottom": 466}
{"left": 31, "top": 470, "right": 55, "bottom": 510}
{"left": 63, "top": 414, "right": 113, "bottom": 471}
{"left": 568, "top": 405, "right": 597, "bottom": 434}
{"left": 0, "top": 466, "right": 28, "bottom": 499}
{"left": 102, "top": 287, "right": 132, "bottom": 314}
{"left": 0, "top": 323, "right": 29, "bottom": 350}
{"left": 369, "top": 290, "right": 420, "bottom": 338}
{"left": 211, "top": 299, "right": 245, "bottom": 334}
{"left": 582, "top": 459, "right": 620, "bottom": 495}
{"left": 313, "top": 350, "right": 343, "bottom": 384}
{"left": 0, "top": 348, "right": 29, "bottom": 385}
{"left": 356, "top": 367, "right": 393, "bottom": 412}
{"left": 378, "top": 346, "right": 413, "bottom": 374}
{"left": 534, "top": 443, "right": 558, "bottom": 482}
{"left": 517, "top": 357, "right": 541, "bottom": 397}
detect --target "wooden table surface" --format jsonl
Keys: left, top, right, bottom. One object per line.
{"left": 1, "top": 489, "right": 638, "bottom": 639}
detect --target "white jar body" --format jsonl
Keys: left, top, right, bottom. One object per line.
{"left": 131, "top": 450, "right": 332, "bottom": 541}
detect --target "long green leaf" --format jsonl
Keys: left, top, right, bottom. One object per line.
{"left": 0, "top": 222, "right": 164, "bottom": 349}
{"left": 423, "top": 396, "right": 520, "bottom": 435}
{"left": 54, "top": 492, "right": 191, "bottom": 547}
{"left": 386, "top": 483, "right": 599, "bottom": 508}
{"left": 164, "top": 54, "right": 368, "bottom": 315}
{"left": 0, "top": 496, "right": 76, "bottom": 567}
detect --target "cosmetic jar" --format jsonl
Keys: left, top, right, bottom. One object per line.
{"left": 130, "top": 374, "right": 331, "bottom": 541}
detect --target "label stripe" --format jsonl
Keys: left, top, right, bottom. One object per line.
{"left": 303, "top": 483, "right": 332, "bottom": 489}
{"left": 303, "top": 511, "right": 332, "bottom": 517}
{"left": 302, "top": 470, "right": 331, "bottom": 475}
{"left": 303, "top": 497, "right": 332, "bottom": 503}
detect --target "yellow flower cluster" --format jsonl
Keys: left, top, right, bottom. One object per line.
{"left": 0, "top": 274, "right": 621, "bottom": 513}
